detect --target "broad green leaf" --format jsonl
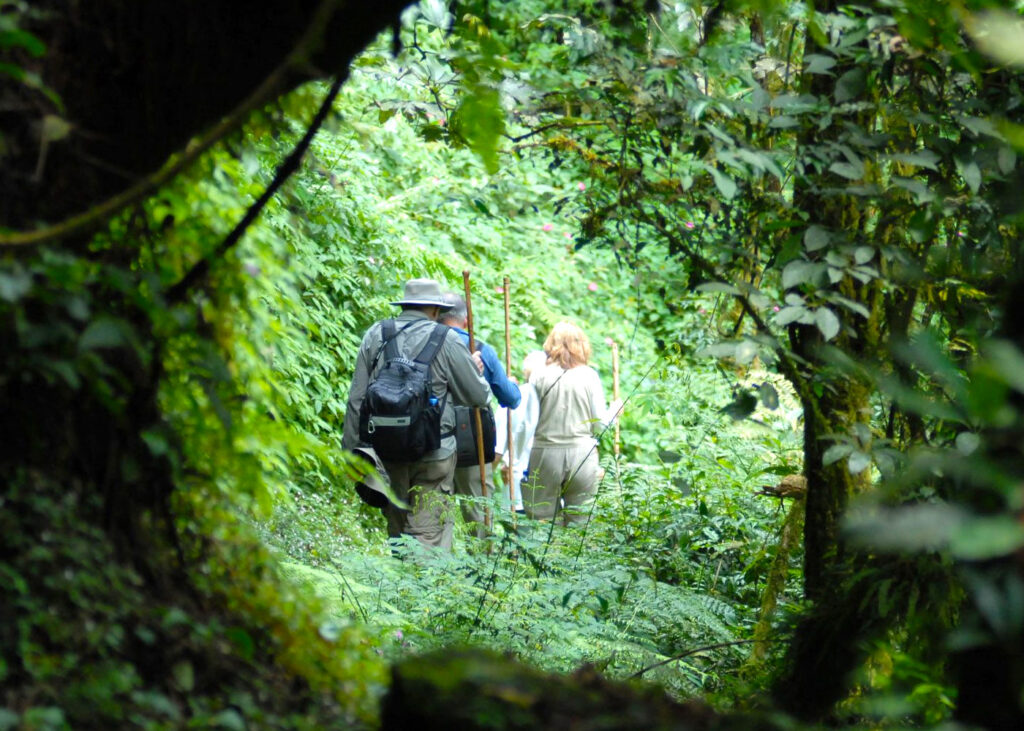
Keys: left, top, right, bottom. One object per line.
{"left": 769, "top": 115, "right": 799, "bottom": 129}
{"left": 0, "top": 29, "right": 46, "bottom": 56}
{"left": 734, "top": 340, "right": 758, "bottom": 365}
{"left": 803, "top": 225, "right": 830, "bottom": 252}
{"left": 79, "top": 317, "right": 130, "bottom": 350}
{"left": 697, "top": 342, "right": 736, "bottom": 358}
{"left": 695, "top": 281, "right": 741, "bottom": 295}
{"left": 40, "top": 115, "right": 73, "bottom": 144}
{"left": 951, "top": 516, "right": 1024, "bottom": 560}
{"left": 207, "top": 710, "right": 247, "bottom": 731}
{"left": 0, "top": 709, "right": 18, "bottom": 731}
{"left": 998, "top": 146, "right": 1017, "bottom": 174}
{"left": 830, "top": 295, "right": 871, "bottom": 319}
{"left": 706, "top": 165, "right": 737, "bottom": 200}
{"left": 959, "top": 115, "right": 1001, "bottom": 139}
{"left": 782, "top": 260, "right": 815, "bottom": 289}
{"left": 966, "top": 10, "right": 1024, "bottom": 68}
{"left": 955, "top": 432, "right": 981, "bottom": 455}
{"left": 847, "top": 451, "right": 871, "bottom": 474}
{"left": 420, "top": 0, "right": 453, "bottom": 30}
{"left": 775, "top": 305, "right": 806, "bottom": 326}
{"left": 172, "top": 662, "right": 195, "bottom": 692}
{"left": 823, "top": 443, "right": 853, "bottom": 465}
{"left": 961, "top": 160, "right": 982, "bottom": 193}
{"left": 0, "top": 268, "right": 31, "bottom": 302}
{"left": 983, "top": 339, "right": 1024, "bottom": 393}
{"left": 830, "top": 160, "right": 864, "bottom": 180}
{"left": 815, "top": 307, "right": 841, "bottom": 341}
{"left": 450, "top": 86, "right": 505, "bottom": 173}
{"left": 834, "top": 68, "right": 866, "bottom": 103}
{"left": 804, "top": 54, "right": 836, "bottom": 74}
{"left": 845, "top": 503, "right": 964, "bottom": 553}
{"left": 854, "top": 246, "right": 874, "bottom": 264}
{"left": 890, "top": 177, "right": 936, "bottom": 203}
{"left": 886, "top": 150, "right": 939, "bottom": 171}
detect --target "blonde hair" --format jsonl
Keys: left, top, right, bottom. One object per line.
{"left": 543, "top": 322, "right": 592, "bottom": 369}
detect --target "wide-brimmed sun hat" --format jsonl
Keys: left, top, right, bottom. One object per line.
{"left": 390, "top": 278, "right": 453, "bottom": 309}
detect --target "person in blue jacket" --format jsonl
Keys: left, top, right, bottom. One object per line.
{"left": 441, "top": 292, "right": 521, "bottom": 537}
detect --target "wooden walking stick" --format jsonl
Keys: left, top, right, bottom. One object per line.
{"left": 503, "top": 276, "right": 515, "bottom": 511}
{"left": 462, "top": 270, "right": 491, "bottom": 531}
{"left": 612, "top": 340, "right": 621, "bottom": 458}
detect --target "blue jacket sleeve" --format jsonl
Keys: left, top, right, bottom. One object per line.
{"left": 480, "top": 342, "right": 521, "bottom": 409}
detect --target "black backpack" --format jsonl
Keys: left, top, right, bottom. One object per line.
{"left": 358, "top": 320, "right": 450, "bottom": 462}
{"left": 454, "top": 405, "right": 497, "bottom": 467}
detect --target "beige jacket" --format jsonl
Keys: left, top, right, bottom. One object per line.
{"left": 342, "top": 310, "right": 489, "bottom": 460}
{"left": 530, "top": 363, "right": 613, "bottom": 448}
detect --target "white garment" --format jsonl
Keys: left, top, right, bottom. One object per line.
{"left": 495, "top": 382, "right": 539, "bottom": 509}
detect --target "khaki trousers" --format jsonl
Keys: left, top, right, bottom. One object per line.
{"left": 453, "top": 463, "right": 495, "bottom": 539}
{"left": 523, "top": 443, "right": 600, "bottom": 525}
{"left": 382, "top": 455, "right": 457, "bottom": 550}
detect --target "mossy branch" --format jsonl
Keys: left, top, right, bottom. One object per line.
{"left": 0, "top": 0, "right": 343, "bottom": 249}
{"left": 165, "top": 75, "right": 344, "bottom": 303}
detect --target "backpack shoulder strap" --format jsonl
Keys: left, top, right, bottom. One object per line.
{"left": 414, "top": 323, "right": 449, "bottom": 366}
{"left": 381, "top": 319, "right": 399, "bottom": 361}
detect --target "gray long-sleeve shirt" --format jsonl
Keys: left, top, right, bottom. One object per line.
{"left": 342, "top": 310, "right": 490, "bottom": 460}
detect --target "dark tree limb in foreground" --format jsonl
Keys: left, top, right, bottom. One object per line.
{"left": 1, "top": 0, "right": 410, "bottom": 232}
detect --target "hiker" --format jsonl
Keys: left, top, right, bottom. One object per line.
{"left": 342, "top": 278, "right": 489, "bottom": 551}
{"left": 494, "top": 350, "right": 547, "bottom": 512}
{"left": 523, "top": 322, "right": 622, "bottom": 525}
{"left": 440, "top": 292, "right": 521, "bottom": 537}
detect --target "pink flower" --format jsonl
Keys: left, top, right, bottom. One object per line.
{"left": 564, "top": 232, "right": 573, "bottom": 239}
{"left": 394, "top": 630, "right": 403, "bottom": 640}
{"left": 773, "top": 305, "right": 781, "bottom": 312}
{"left": 495, "top": 286, "right": 504, "bottom": 293}
{"left": 684, "top": 221, "right": 695, "bottom": 230}
{"left": 438, "top": 118, "right": 446, "bottom": 126}
{"left": 542, "top": 223, "right": 554, "bottom": 232}
{"left": 957, "top": 230, "right": 965, "bottom": 237}
{"left": 588, "top": 282, "right": 598, "bottom": 292}
{"left": 604, "top": 337, "right": 614, "bottom": 346}
{"left": 699, "top": 307, "right": 707, "bottom": 314}
{"left": 577, "top": 182, "right": 586, "bottom": 191}
{"left": 431, "top": 177, "right": 440, "bottom": 185}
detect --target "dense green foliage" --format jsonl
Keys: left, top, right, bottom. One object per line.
{"left": 4, "top": 0, "right": 1024, "bottom": 728}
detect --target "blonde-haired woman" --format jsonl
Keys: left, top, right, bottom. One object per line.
{"left": 523, "top": 322, "right": 621, "bottom": 524}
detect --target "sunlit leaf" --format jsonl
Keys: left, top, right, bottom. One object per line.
{"left": 823, "top": 443, "right": 853, "bottom": 466}
{"left": 706, "top": 165, "right": 737, "bottom": 200}
{"left": 803, "top": 225, "right": 830, "bottom": 252}
{"left": 815, "top": 307, "right": 840, "bottom": 341}
{"left": 847, "top": 450, "right": 871, "bottom": 474}
{"left": 966, "top": 10, "right": 1024, "bottom": 68}
{"left": 734, "top": 340, "right": 758, "bottom": 365}
{"left": 951, "top": 517, "right": 1024, "bottom": 560}
{"left": 955, "top": 432, "right": 981, "bottom": 455}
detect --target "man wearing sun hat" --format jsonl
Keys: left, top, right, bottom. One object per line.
{"left": 343, "top": 278, "right": 489, "bottom": 551}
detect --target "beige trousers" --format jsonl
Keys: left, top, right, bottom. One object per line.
{"left": 382, "top": 455, "right": 457, "bottom": 550}
{"left": 453, "top": 463, "right": 495, "bottom": 539}
{"left": 523, "top": 443, "right": 600, "bottom": 525}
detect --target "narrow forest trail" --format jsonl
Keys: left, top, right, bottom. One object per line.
{"left": 6, "top": 1, "right": 1024, "bottom": 728}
